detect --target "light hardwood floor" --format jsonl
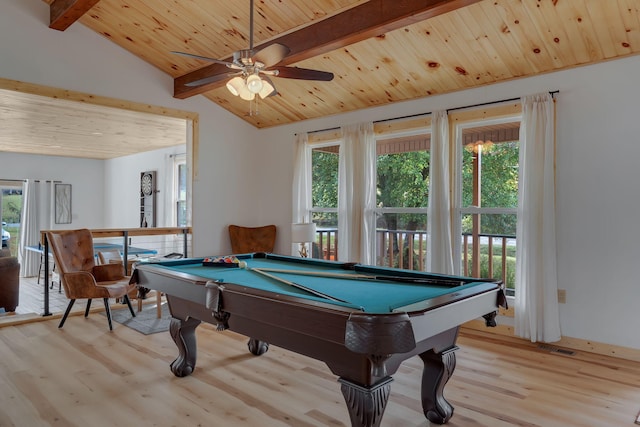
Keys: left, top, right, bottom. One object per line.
{"left": 1, "top": 309, "right": 639, "bottom": 427}
{"left": 12, "top": 275, "right": 70, "bottom": 316}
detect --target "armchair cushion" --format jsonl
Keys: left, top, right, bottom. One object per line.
{"left": 92, "top": 263, "right": 126, "bottom": 282}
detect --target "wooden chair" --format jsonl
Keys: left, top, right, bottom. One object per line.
{"left": 228, "top": 224, "right": 277, "bottom": 253}
{"left": 46, "top": 229, "right": 136, "bottom": 330}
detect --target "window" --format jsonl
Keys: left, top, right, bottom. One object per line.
{"left": 310, "top": 142, "right": 339, "bottom": 259}
{"left": 457, "top": 118, "right": 520, "bottom": 295}
{"left": 173, "top": 154, "right": 188, "bottom": 227}
{"left": 0, "top": 184, "right": 23, "bottom": 255}
{"left": 375, "top": 132, "right": 430, "bottom": 270}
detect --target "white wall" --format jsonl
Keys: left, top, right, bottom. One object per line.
{"left": 104, "top": 145, "right": 185, "bottom": 228}
{"left": 3, "top": 0, "right": 640, "bottom": 350}
{"left": 255, "top": 56, "right": 640, "bottom": 350}
{"left": 0, "top": 152, "right": 104, "bottom": 229}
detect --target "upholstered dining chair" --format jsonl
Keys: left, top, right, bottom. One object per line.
{"left": 97, "top": 249, "right": 149, "bottom": 311}
{"left": 228, "top": 224, "right": 277, "bottom": 254}
{"left": 46, "top": 229, "right": 136, "bottom": 331}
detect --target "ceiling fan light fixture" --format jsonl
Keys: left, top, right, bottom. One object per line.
{"left": 258, "top": 76, "right": 277, "bottom": 99}
{"left": 246, "top": 74, "right": 264, "bottom": 94}
{"left": 238, "top": 84, "right": 256, "bottom": 101}
{"left": 226, "top": 76, "right": 245, "bottom": 96}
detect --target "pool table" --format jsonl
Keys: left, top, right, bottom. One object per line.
{"left": 131, "top": 253, "right": 505, "bottom": 427}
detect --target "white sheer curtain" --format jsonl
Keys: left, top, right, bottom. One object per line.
{"left": 18, "top": 180, "right": 41, "bottom": 277}
{"left": 337, "top": 122, "right": 375, "bottom": 264}
{"left": 291, "top": 132, "right": 312, "bottom": 256}
{"left": 514, "top": 92, "right": 561, "bottom": 342}
{"left": 426, "top": 111, "right": 454, "bottom": 274}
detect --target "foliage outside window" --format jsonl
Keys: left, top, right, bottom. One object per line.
{"left": 1, "top": 186, "right": 23, "bottom": 255}
{"left": 376, "top": 135, "right": 430, "bottom": 270}
{"left": 310, "top": 144, "right": 339, "bottom": 259}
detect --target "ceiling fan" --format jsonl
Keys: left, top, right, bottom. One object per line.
{"left": 171, "top": 0, "right": 334, "bottom": 101}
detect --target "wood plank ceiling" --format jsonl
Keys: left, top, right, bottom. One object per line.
{"left": 4, "top": 0, "right": 638, "bottom": 159}
{"left": 0, "top": 83, "right": 187, "bottom": 160}
{"left": 50, "top": 0, "right": 638, "bottom": 129}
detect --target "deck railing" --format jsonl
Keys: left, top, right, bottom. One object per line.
{"left": 312, "top": 228, "right": 515, "bottom": 291}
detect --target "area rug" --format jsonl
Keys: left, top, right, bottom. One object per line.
{"left": 107, "top": 303, "right": 171, "bottom": 335}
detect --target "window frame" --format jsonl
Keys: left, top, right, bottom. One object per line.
{"left": 453, "top": 114, "right": 521, "bottom": 293}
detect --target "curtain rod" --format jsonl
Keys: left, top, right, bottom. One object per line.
{"left": 0, "top": 179, "right": 61, "bottom": 183}
{"left": 303, "top": 90, "right": 559, "bottom": 134}
{"left": 446, "top": 90, "right": 559, "bottom": 114}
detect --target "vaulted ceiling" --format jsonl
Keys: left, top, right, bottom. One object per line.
{"left": 41, "top": 0, "right": 640, "bottom": 130}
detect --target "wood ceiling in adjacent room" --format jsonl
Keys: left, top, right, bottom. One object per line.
{"left": 0, "top": 85, "right": 187, "bottom": 160}
{"left": 44, "top": 0, "right": 640, "bottom": 129}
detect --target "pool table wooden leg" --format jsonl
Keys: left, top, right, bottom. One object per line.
{"left": 247, "top": 338, "right": 269, "bottom": 355}
{"left": 338, "top": 377, "right": 392, "bottom": 427}
{"left": 169, "top": 316, "right": 201, "bottom": 377}
{"left": 419, "top": 346, "right": 458, "bottom": 424}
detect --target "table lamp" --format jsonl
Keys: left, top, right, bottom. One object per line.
{"left": 291, "top": 222, "right": 316, "bottom": 258}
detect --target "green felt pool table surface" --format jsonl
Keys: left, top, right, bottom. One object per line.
{"left": 157, "top": 255, "right": 487, "bottom": 313}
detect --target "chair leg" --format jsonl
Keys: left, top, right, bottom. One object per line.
{"left": 123, "top": 294, "right": 136, "bottom": 318}
{"left": 156, "top": 291, "right": 162, "bottom": 319}
{"left": 84, "top": 299, "right": 92, "bottom": 318}
{"left": 37, "top": 253, "right": 43, "bottom": 284}
{"left": 103, "top": 298, "right": 113, "bottom": 331}
{"left": 59, "top": 299, "right": 76, "bottom": 328}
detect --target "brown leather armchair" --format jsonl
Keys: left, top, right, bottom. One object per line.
{"left": 46, "top": 229, "right": 136, "bottom": 330}
{"left": 0, "top": 248, "right": 19, "bottom": 312}
{"left": 228, "top": 224, "right": 276, "bottom": 253}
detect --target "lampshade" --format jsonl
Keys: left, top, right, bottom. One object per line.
{"left": 291, "top": 222, "right": 316, "bottom": 243}
{"left": 258, "top": 76, "right": 277, "bottom": 99}
{"left": 246, "top": 74, "right": 264, "bottom": 94}
{"left": 226, "top": 76, "right": 245, "bottom": 96}
{"left": 238, "top": 84, "right": 255, "bottom": 101}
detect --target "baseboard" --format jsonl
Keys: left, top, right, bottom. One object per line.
{"left": 463, "top": 319, "right": 640, "bottom": 363}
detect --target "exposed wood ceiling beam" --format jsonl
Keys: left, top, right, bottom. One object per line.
{"left": 174, "top": 0, "right": 482, "bottom": 99}
{"left": 49, "top": 0, "right": 101, "bottom": 31}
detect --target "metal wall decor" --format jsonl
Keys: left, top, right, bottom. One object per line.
{"left": 55, "top": 183, "right": 72, "bottom": 224}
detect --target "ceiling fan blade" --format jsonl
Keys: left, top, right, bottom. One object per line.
{"left": 185, "top": 72, "right": 238, "bottom": 87}
{"left": 253, "top": 43, "right": 290, "bottom": 68}
{"left": 171, "top": 51, "right": 234, "bottom": 67}
{"left": 270, "top": 66, "right": 334, "bottom": 81}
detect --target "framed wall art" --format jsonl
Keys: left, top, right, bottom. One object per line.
{"left": 55, "top": 183, "right": 72, "bottom": 224}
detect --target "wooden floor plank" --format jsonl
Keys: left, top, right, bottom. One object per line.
{"left": 1, "top": 315, "right": 640, "bottom": 426}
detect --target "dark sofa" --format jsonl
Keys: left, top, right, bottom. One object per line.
{"left": 0, "top": 248, "right": 20, "bottom": 312}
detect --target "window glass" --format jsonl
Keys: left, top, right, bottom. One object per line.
{"left": 311, "top": 145, "right": 339, "bottom": 209}
{"left": 375, "top": 134, "right": 430, "bottom": 270}
{"left": 176, "top": 160, "right": 187, "bottom": 227}
{"left": 459, "top": 120, "right": 519, "bottom": 294}
{"left": 311, "top": 144, "right": 339, "bottom": 259}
